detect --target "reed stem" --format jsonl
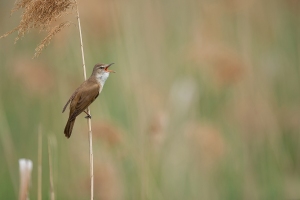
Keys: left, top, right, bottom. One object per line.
{"left": 37, "top": 126, "right": 42, "bottom": 200}
{"left": 74, "top": 1, "right": 94, "bottom": 199}
{"left": 48, "top": 136, "right": 55, "bottom": 200}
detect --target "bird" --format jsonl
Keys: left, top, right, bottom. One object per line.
{"left": 62, "top": 63, "right": 115, "bottom": 138}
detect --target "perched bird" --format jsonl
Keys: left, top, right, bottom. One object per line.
{"left": 62, "top": 63, "right": 115, "bottom": 138}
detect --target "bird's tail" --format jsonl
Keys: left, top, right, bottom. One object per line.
{"left": 64, "top": 118, "right": 76, "bottom": 138}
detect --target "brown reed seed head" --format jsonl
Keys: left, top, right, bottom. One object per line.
{"left": 34, "top": 21, "right": 71, "bottom": 57}
{"left": 0, "top": 0, "right": 76, "bottom": 57}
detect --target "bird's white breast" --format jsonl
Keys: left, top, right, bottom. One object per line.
{"left": 96, "top": 72, "right": 110, "bottom": 93}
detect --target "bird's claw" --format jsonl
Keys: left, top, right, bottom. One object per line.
{"left": 85, "top": 114, "right": 92, "bottom": 119}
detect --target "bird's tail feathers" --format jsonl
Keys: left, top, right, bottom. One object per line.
{"left": 64, "top": 118, "right": 75, "bottom": 138}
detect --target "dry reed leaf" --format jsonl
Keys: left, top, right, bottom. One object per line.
{"left": 0, "top": 0, "right": 76, "bottom": 57}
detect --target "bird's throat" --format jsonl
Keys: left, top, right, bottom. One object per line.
{"left": 96, "top": 73, "right": 109, "bottom": 93}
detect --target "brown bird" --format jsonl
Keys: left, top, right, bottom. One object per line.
{"left": 62, "top": 63, "right": 115, "bottom": 138}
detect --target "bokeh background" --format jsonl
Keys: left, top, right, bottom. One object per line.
{"left": 1, "top": 0, "right": 300, "bottom": 199}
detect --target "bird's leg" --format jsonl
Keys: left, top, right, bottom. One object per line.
{"left": 84, "top": 110, "right": 92, "bottom": 119}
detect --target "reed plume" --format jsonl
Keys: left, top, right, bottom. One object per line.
{"left": 0, "top": 0, "right": 75, "bottom": 57}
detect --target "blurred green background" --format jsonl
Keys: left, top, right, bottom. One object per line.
{"left": 1, "top": 0, "right": 300, "bottom": 199}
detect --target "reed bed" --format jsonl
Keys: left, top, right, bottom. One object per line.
{"left": 0, "top": 0, "right": 299, "bottom": 199}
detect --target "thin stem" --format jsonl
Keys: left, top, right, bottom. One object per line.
{"left": 74, "top": 1, "right": 94, "bottom": 199}
{"left": 76, "top": 8, "right": 87, "bottom": 80}
{"left": 48, "top": 136, "right": 55, "bottom": 200}
{"left": 37, "top": 126, "right": 42, "bottom": 200}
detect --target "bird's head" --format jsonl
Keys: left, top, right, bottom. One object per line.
{"left": 92, "top": 63, "right": 115, "bottom": 82}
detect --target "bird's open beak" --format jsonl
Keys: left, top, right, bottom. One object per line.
{"left": 104, "top": 63, "right": 115, "bottom": 73}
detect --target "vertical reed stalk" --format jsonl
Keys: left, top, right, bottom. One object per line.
{"left": 74, "top": 0, "right": 94, "bottom": 199}
{"left": 48, "top": 136, "right": 55, "bottom": 200}
{"left": 37, "top": 126, "right": 42, "bottom": 200}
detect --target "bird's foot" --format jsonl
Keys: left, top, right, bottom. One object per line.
{"left": 85, "top": 114, "right": 92, "bottom": 119}
{"left": 83, "top": 110, "right": 92, "bottom": 119}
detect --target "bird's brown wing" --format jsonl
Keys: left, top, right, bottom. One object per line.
{"left": 69, "top": 82, "right": 100, "bottom": 121}
{"left": 62, "top": 90, "right": 78, "bottom": 113}
{"left": 62, "top": 81, "right": 86, "bottom": 113}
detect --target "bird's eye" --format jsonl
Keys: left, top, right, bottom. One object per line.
{"left": 99, "top": 66, "right": 104, "bottom": 69}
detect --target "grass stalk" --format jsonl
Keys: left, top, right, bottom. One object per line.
{"left": 37, "top": 126, "right": 42, "bottom": 200}
{"left": 74, "top": 0, "right": 94, "bottom": 199}
{"left": 48, "top": 136, "right": 55, "bottom": 200}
